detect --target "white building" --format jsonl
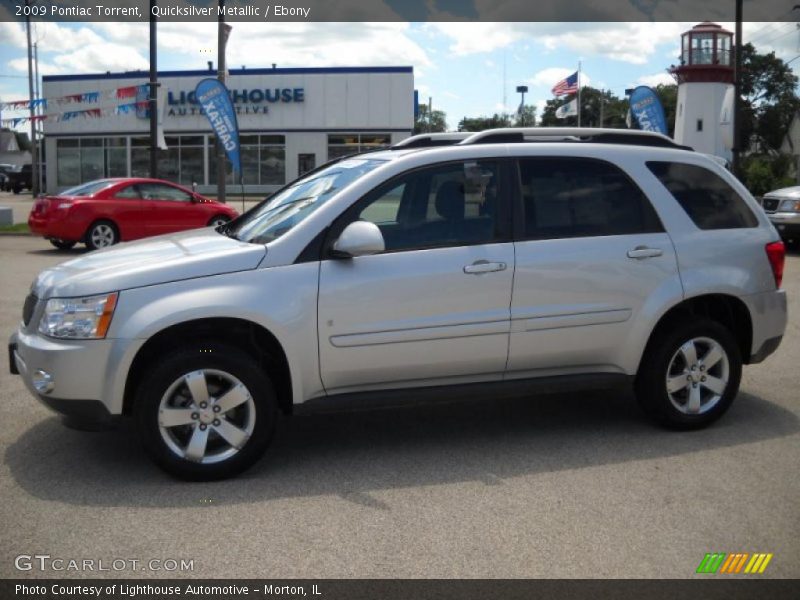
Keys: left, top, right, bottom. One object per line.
{"left": 670, "top": 22, "right": 734, "bottom": 162}
{"left": 42, "top": 66, "right": 414, "bottom": 194}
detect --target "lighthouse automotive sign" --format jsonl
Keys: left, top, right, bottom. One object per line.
{"left": 195, "top": 78, "right": 242, "bottom": 177}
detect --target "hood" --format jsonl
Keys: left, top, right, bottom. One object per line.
{"left": 33, "top": 228, "right": 266, "bottom": 299}
{"left": 765, "top": 186, "right": 800, "bottom": 199}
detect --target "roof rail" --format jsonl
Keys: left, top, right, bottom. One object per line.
{"left": 458, "top": 127, "right": 692, "bottom": 151}
{"left": 392, "top": 132, "right": 471, "bottom": 149}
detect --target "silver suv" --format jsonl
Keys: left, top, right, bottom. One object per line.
{"left": 9, "top": 128, "right": 788, "bottom": 480}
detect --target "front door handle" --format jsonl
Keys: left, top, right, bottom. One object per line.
{"left": 627, "top": 246, "right": 663, "bottom": 259}
{"left": 463, "top": 260, "right": 507, "bottom": 274}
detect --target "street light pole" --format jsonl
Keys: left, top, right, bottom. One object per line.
{"left": 516, "top": 85, "right": 528, "bottom": 126}
{"left": 25, "top": 0, "right": 38, "bottom": 196}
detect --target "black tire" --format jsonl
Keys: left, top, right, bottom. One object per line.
{"left": 84, "top": 220, "right": 119, "bottom": 250}
{"left": 208, "top": 214, "right": 232, "bottom": 227}
{"left": 134, "top": 342, "right": 278, "bottom": 480}
{"left": 635, "top": 319, "right": 742, "bottom": 430}
{"left": 12, "top": 184, "right": 21, "bottom": 194}
{"left": 49, "top": 239, "right": 76, "bottom": 250}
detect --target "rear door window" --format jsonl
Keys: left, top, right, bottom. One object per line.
{"left": 517, "top": 157, "right": 663, "bottom": 240}
{"left": 646, "top": 161, "right": 758, "bottom": 229}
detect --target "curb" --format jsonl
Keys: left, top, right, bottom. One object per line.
{"left": 0, "top": 231, "right": 32, "bottom": 236}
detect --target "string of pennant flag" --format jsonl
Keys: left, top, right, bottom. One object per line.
{"left": 0, "top": 84, "right": 149, "bottom": 113}
{"left": 1, "top": 101, "right": 149, "bottom": 128}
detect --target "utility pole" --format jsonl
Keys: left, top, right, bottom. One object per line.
{"left": 34, "top": 41, "right": 43, "bottom": 193}
{"left": 428, "top": 97, "right": 433, "bottom": 133}
{"left": 732, "top": 0, "right": 743, "bottom": 177}
{"left": 25, "top": 0, "right": 38, "bottom": 196}
{"left": 149, "top": 0, "right": 158, "bottom": 179}
{"left": 216, "top": 0, "right": 228, "bottom": 203}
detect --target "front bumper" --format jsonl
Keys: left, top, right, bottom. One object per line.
{"left": 766, "top": 211, "right": 800, "bottom": 237}
{"left": 9, "top": 326, "right": 136, "bottom": 422}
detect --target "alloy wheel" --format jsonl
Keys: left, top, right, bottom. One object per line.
{"left": 665, "top": 336, "right": 730, "bottom": 415}
{"left": 157, "top": 369, "right": 256, "bottom": 464}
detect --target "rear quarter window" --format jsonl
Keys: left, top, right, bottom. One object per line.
{"left": 646, "top": 161, "right": 758, "bottom": 229}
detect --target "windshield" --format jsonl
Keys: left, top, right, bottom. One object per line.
{"left": 228, "top": 158, "right": 386, "bottom": 243}
{"left": 60, "top": 180, "right": 115, "bottom": 197}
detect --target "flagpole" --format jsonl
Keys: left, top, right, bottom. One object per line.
{"left": 576, "top": 61, "right": 582, "bottom": 128}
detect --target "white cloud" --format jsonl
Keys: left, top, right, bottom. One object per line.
{"left": 89, "top": 22, "right": 431, "bottom": 71}
{"left": 429, "top": 22, "right": 691, "bottom": 65}
{"left": 426, "top": 22, "right": 526, "bottom": 56}
{"left": 636, "top": 72, "right": 675, "bottom": 88}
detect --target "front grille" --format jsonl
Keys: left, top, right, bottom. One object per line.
{"left": 762, "top": 197, "right": 780, "bottom": 213}
{"left": 22, "top": 293, "right": 37, "bottom": 326}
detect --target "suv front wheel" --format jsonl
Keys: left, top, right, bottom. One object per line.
{"left": 636, "top": 319, "right": 742, "bottom": 429}
{"left": 135, "top": 343, "right": 278, "bottom": 480}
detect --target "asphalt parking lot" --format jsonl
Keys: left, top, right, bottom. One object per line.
{"left": 0, "top": 197, "right": 798, "bottom": 579}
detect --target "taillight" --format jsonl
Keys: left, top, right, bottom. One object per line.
{"left": 765, "top": 241, "right": 785, "bottom": 289}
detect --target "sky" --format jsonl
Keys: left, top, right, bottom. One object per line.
{"left": 0, "top": 20, "right": 798, "bottom": 130}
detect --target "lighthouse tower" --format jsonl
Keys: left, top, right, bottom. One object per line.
{"left": 670, "top": 22, "right": 734, "bottom": 161}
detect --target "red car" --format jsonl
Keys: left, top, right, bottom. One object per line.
{"left": 28, "top": 178, "right": 239, "bottom": 250}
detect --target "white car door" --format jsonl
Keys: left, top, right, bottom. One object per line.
{"left": 318, "top": 159, "right": 515, "bottom": 394}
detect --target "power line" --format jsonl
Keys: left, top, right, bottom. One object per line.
{"left": 749, "top": 22, "right": 795, "bottom": 46}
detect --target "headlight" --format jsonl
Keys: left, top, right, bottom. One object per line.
{"left": 778, "top": 199, "right": 800, "bottom": 212}
{"left": 38, "top": 292, "right": 118, "bottom": 339}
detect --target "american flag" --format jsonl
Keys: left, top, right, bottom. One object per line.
{"left": 551, "top": 71, "right": 578, "bottom": 96}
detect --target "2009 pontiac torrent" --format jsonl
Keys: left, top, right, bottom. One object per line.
{"left": 9, "top": 128, "right": 787, "bottom": 480}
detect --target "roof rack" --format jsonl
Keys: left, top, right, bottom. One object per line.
{"left": 392, "top": 132, "right": 471, "bottom": 149}
{"left": 458, "top": 127, "right": 692, "bottom": 151}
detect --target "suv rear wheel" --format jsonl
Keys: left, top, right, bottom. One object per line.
{"left": 635, "top": 319, "right": 742, "bottom": 429}
{"left": 135, "top": 342, "right": 277, "bottom": 480}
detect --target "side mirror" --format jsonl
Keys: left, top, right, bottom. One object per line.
{"left": 332, "top": 221, "right": 385, "bottom": 258}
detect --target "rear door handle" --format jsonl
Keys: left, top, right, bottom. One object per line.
{"left": 463, "top": 260, "right": 507, "bottom": 274}
{"left": 627, "top": 246, "right": 663, "bottom": 259}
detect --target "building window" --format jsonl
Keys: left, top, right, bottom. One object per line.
{"left": 130, "top": 137, "right": 151, "bottom": 179}
{"left": 327, "top": 133, "right": 391, "bottom": 161}
{"left": 209, "top": 134, "right": 285, "bottom": 186}
{"left": 57, "top": 138, "right": 125, "bottom": 187}
{"left": 696, "top": 119, "right": 703, "bottom": 132}
{"left": 56, "top": 139, "right": 80, "bottom": 186}
{"left": 132, "top": 135, "right": 207, "bottom": 187}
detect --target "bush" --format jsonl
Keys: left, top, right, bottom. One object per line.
{"left": 741, "top": 154, "right": 795, "bottom": 196}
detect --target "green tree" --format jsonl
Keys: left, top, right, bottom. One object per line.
{"left": 539, "top": 87, "right": 628, "bottom": 128}
{"left": 739, "top": 42, "right": 800, "bottom": 153}
{"left": 653, "top": 84, "right": 678, "bottom": 138}
{"left": 514, "top": 105, "right": 537, "bottom": 127}
{"left": 413, "top": 104, "right": 447, "bottom": 134}
{"left": 457, "top": 113, "right": 512, "bottom": 132}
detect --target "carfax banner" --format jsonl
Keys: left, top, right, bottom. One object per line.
{"left": 195, "top": 78, "right": 242, "bottom": 178}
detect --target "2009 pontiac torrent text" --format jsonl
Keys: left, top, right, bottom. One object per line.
{"left": 9, "top": 128, "right": 788, "bottom": 480}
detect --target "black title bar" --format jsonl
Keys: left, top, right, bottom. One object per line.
{"left": 0, "top": 0, "right": 797, "bottom": 23}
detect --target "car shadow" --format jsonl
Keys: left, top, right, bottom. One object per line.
{"left": 26, "top": 247, "right": 87, "bottom": 256}
{"left": 5, "top": 389, "right": 798, "bottom": 509}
